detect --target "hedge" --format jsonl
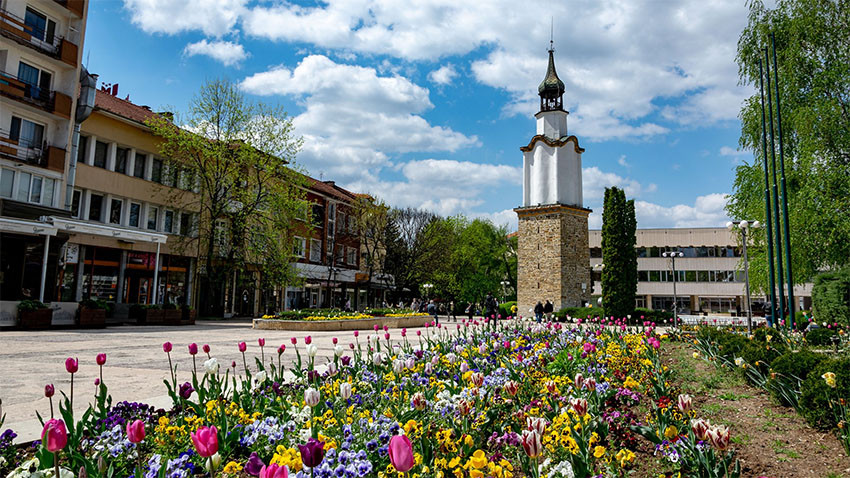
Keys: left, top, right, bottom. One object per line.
{"left": 812, "top": 265, "right": 850, "bottom": 326}
{"left": 800, "top": 358, "right": 850, "bottom": 429}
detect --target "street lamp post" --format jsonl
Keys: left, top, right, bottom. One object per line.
{"left": 727, "top": 220, "right": 761, "bottom": 334}
{"left": 500, "top": 280, "right": 509, "bottom": 303}
{"left": 662, "top": 251, "right": 684, "bottom": 328}
{"left": 422, "top": 283, "right": 433, "bottom": 300}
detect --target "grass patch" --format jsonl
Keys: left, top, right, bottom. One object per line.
{"left": 772, "top": 439, "right": 801, "bottom": 460}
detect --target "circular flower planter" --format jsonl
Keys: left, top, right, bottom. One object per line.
{"left": 253, "top": 315, "right": 432, "bottom": 331}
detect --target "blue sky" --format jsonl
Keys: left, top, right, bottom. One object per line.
{"left": 83, "top": 0, "right": 756, "bottom": 230}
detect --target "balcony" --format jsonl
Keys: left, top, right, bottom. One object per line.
{"left": 0, "top": 70, "right": 72, "bottom": 119}
{"left": 0, "top": 129, "right": 65, "bottom": 172}
{"left": 52, "top": 0, "right": 84, "bottom": 17}
{"left": 0, "top": 7, "right": 79, "bottom": 66}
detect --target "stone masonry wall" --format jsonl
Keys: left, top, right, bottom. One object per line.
{"left": 516, "top": 205, "right": 590, "bottom": 317}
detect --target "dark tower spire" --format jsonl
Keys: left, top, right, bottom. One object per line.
{"left": 538, "top": 43, "right": 565, "bottom": 112}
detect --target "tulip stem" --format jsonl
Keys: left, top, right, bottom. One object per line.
{"left": 54, "top": 452, "right": 60, "bottom": 478}
{"left": 69, "top": 374, "right": 74, "bottom": 420}
{"left": 49, "top": 396, "right": 54, "bottom": 419}
{"left": 167, "top": 352, "right": 175, "bottom": 385}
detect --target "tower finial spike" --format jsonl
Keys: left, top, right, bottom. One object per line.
{"left": 549, "top": 17, "right": 554, "bottom": 51}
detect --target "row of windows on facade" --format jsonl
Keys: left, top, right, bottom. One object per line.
{"left": 0, "top": 167, "right": 58, "bottom": 206}
{"left": 589, "top": 245, "right": 740, "bottom": 259}
{"left": 636, "top": 269, "right": 746, "bottom": 283}
{"left": 77, "top": 136, "right": 198, "bottom": 191}
{"left": 69, "top": 188, "right": 197, "bottom": 236}
{"left": 292, "top": 235, "right": 358, "bottom": 267}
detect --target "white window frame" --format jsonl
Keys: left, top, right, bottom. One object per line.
{"left": 294, "top": 236, "right": 306, "bottom": 258}
{"left": 310, "top": 238, "right": 322, "bottom": 262}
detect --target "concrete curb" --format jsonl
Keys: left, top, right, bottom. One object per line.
{"left": 253, "top": 315, "right": 432, "bottom": 331}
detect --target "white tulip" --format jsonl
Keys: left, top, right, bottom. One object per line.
{"left": 460, "top": 362, "right": 469, "bottom": 373}
{"left": 304, "top": 387, "right": 320, "bottom": 407}
{"left": 478, "top": 344, "right": 487, "bottom": 355}
{"left": 405, "top": 358, "right": 415, "bottom": 369}
{"left": 424, "top": 362, "right": 433, "bottom": 375}
{"left": 334, "top": 345, "right": 344, "bottom": 357}
{"left": 327, "top": 362, "right": 338, "bottom": 376}
{"left": 206, "top": 453, "right": 221, "bottom": 473}
{"left": 306, "top": 344, "right": 318, "bottom": 358}
{"left": 393, "top": 360, "right": 404, "bottom": 375}
{"left": 340, "top": 382, "right": 352, "bottom": 400}
{"left": 373, "top": 352, "right": 385, "bottom": 365}
{"left": 203, "top": 358, "right": 220, "bottom": 375}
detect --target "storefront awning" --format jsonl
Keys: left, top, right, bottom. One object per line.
{"left": 0, "top": 217, "right": 58, "bottom": 236}
{"left": 50, "top": 218, "right": 167, "bottom": 244}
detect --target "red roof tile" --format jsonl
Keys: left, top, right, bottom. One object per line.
{"left": 94, "top": 90, "right": 160, "bottom": 125}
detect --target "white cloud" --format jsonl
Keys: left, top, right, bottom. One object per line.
{"left": 428, "top": 64, "right": 458, "bottom": 85}
{"left": 617, "top": 154, "right": 629, "bottom": 167}
{"left": 183, "top": 39, "right": 248, "bottom": 67}
{"left": 719, "top": 146, "right": 750, "bottom": 156}
{"left": 582, "top": 166, "right": 644, "bottom": 201}
{"left": 123, "top": 0, "right": 244, "bottom": 36}
{"left": 588, "top": 193, "right": 730, "bottom": 229}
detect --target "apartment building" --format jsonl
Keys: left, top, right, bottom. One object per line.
{"left": 589, "top": 227, "right": 813, "bottom": 315}
{"left": 0, "top": 0, "right": 88, "bottom": 323}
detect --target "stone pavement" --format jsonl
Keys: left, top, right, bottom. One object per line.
{"left": 0, "top": 318, "right": 460, "bottom": 443}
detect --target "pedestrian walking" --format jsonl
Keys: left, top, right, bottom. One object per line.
{"left": 427, "top": 299, "right": 438, "bottom": 325}
{"left": 449, "top": 301, "right": 456, "bottom": 321}
{"left": 534, "top": 301, "right": 544, "bottom": 323}
{"left": 544, "top": 300, "right": 554, "bottom": 321}
{"left": 484, "top": 293, "right": 498, "bottom": 330}
{"left": 466, "top": 303, "right": 474, "bottom": 322}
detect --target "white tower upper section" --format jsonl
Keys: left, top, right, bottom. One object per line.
{"left": 521, "top": 47, "right": 584, "bottom": 209}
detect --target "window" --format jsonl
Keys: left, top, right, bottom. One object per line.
{"left": 590, "top": 247, "right": 602, "bottom": 258}
{"left": 133, "top": 153, "right": 146, "bottom": 178}
{"left": 24, "top": 7, "right": 56, "bottom": 44}
{"left": 16, "top": 172, "right": 31, "bottom": 202}
{"left": 310, "top": 239, "right": 322, "bottom": 262}
{"left": 147, "top": 206, "right": 159, "bottom": 230}
{"left": 17, "top": 62, "right": 51, "bottom": 100}
{"left": 116, "top": 147, "right": 129, "bottom": 174}
{"left": 312, "top": 204, "right": 324, "bottom": 227}
{"left": 88, "top": 194, "right": 103, "bottom": 221}
{"left": 347, "top": 246, "right": 357, "bottom": 265}
{"left": 0, "top": 169, "right": 14, "bottom": 198}
{"left": 638, "top": 271, "right": 648, "bottom": 282}
{"left": 648, "top": 270, "right": 660, "bottom": 282}
{"left": 43, "top": 177, "right": 54, "bottom": 206}
{"left": 163, "top": 210, "right": 174, "bottom": 233}
{"left": 129, "top": 203, "right": 141, "bottom": 227}
{"left": 327, "top": 203, "right": 336, "bottom": 239}
{"left": 293, "top": 237, "right": 306, "bottom": 258}
{"left": 29, "top": 176, "right": 40, "bottom": 204}
{"left": 10, "top": 116, "right": 44, "bottom": 149}
{"left": 77, "top": 136, "right": 88, "bottom": 164}
{"left": 179, "top": 212, "right": 191, "bottom": 236}
{"left": 93, "top": 141, "right": 108, "bottom": 168}
{"left": 109, "top": 199, "right": 123, "bottom": 225}
{"left": 71, "top": 190, "right": 81, "bottom": 217}
{"left": 151, "top": 158, "right": 163, "bottom": 183}
{"left": 697, "top": 271, "right": 709, "bottom": 282}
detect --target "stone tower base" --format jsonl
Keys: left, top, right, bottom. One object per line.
{"left": 514, "top": 203, "right": 591, "bottom": 318}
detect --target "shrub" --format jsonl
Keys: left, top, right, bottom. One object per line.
{"left": 800, "top": 358, "right": 850, "bottom": 429}
{"left": 715, "top": 333, "right": 749, "bottom": 363}
{"left": 769, "top": 349, "right": 827, "bottom": 406}
{"left": 812, "top": 266, "right": 850, "bottom": 326}
{"left": 79, "top": 299, "right": 108, "bottom": 310}
{"left": 740, "top": 341, "right": 786, "bottom": 375}
{"left": 806, "top": 327, "right": 839, "bottom": 346}
{"left": 634, "top": 307, "right": 673, "bottom": 324}
{"left": 499, "top": 301, "right": 517, "bottom": 318}
{"left": 17, "top": 300, "right": 48, "bottom": 312}
{"left": 556, "top": 306, "right": 604, "bottom": 321}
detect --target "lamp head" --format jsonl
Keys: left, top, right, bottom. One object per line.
{"left": 726, "top": 221, "right": 735, "bottom": 230}
{"left": 740, "top": 220, "right": 749, "bottom": 229}
{"left": 752, "top": 220, "right": 761, "bottom": 229}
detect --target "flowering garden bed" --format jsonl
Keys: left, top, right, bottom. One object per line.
{"left": 1, "top": 319, "right": 755, "bottom": 478}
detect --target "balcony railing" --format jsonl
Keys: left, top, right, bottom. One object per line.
{"left": 52, "top": 0, "right": 84, "bottom": 17}
{"left": 0, "top": 70, "right": 72, "bottom": 119}
{"left": 0, "top": 7, "right": 78, "bottom": 66}
{"left": 0, "top": 129, "right": 65, "bottom": 172}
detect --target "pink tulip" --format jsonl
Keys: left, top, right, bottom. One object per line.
{"left": 44, "top": 384, "right": 55, "bottom": 397}
{"left": 162, "top": 342, "right": 173, "bottom": 353}
{"left": 291, "top": 337, "right": 297, "bottom": 345}
{"left": 202, "top": 344, "right": 211, "bottom": 354}
{"left": 259, "top": 464, "right": 289, "bottom": 478}
{"left": 332, "top": 337, "right": 338, "bottom": 345}
{"left": 258, "top": 338, "right": 266, "bottom": 347}
{"left": 305, "top": 336, "right": 312, "bottom": 345}
{"left": 65, "top": 357, "right": 78, "bottom": 374}
{"left": 190, "top": 425, "right": 219, "bottom": 457}
{"left": 388, "top": 435, "right": 415, "bottom": 472}
{"left": 278, "top": 345, "right": 286, "bottom": 355}
{"left": 238, "top": 342, "right": 247, "bottom": 353}
{"left": 353, "top": 331, "right": 359, "bottom": 337}
{"left": 188, "top": 343, "right": 198, "bottom": 355}
{"left": 126, "top": 419, "right": 145, "bottom": 443}
{"left": 96, "top": 353, "right": 107, "bottom": 366}
{"left": 42, "top": 419, "right": 68, "bottom": 452}
{"left": 374, "top": 325, "right": 379, "bottom": 331}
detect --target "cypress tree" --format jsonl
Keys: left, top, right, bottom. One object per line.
{"left": 601, "top": 187, "right": 638, "bottom": 319}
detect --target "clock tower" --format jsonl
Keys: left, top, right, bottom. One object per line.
{"left": 514, "top": 44, "right": 591, "bottom": 317}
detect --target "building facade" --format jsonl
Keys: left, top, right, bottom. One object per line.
{"left": 0, "top": 0, "right": 88, "bottom": 324}
{"left": 515, "top": 45, "right": 591, "bottom": 315}
{"left": 589, "top": 227, "right": 814, "bottom": 315}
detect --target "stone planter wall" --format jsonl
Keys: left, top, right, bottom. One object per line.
{"left": 253, "top": 315, "right": 431, "bottom": 331}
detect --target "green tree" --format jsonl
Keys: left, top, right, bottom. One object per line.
{"left": 147, "top": 79, "right": 307, "bottom": 315}
{"left": 601, "top": 187, "right": 637, "bottom": 318}
{"left": 728, "top": 0, "right": 850, "bottom": 294}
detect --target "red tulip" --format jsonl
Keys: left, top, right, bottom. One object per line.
{"left": 202, "top": 344, "right": 211, "bottom": 354}
{"left": 305, "top": 336, "right": 312, "bottom": 345}
{"left": 353, "top": 331, "right": 359, "bottom": 337}
{"left": 96, "top": 353, "right": 107, "bottom": 366}
{"left": 259, "top": 464, "right": 289, "bottom": 478}
{"left": 162, "top": 342, "right": 173, "bottom": 353}
{"left": 44, "top": 384, "right": 55, "bottom": 397}
{"left": 332, "top": 337, "right": 338, "bottom": 345}
{"left": 65, "top": 357, "right": 78, "bottom": 374}
{"left": 278, "top": 345, "right": 286, "bottom": 355}
{"left": 258, "top": 338, "right": 266, "bottom": 347}
{"left": 521, "top": 429, "right": 542, "bottom": 458}
{"left": 188, "top": 343, "right": 198, "bottom": 355}
{"left": 388, "top": 435, "right": 415, "bottom": 472}
{"left": 190, "top": 425, "right": 219, "bottom": 457}
{"left": 238, "top": 342, "right": 247, "bottom": 353}
{"left": 570, "top": 397, "right": 588, "bottom": 416}
{"left": 291, "top": 337, "right": 297, "bottom": 345}
{"left": 503, "top": 381, "right": 519, "bottom": 397}
{"left": 42, "top": 419, "right": 68, "bottom": 452}
{"left": 126, "top": 419, "right": 145, "bottom": 443}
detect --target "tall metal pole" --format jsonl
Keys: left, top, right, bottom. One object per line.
{"left": 672, "top": 255, "right": 678, "bottom": 328}
{"left": 771, "top": 32, "right": 795, "bottom": 328}
{"left": 764, "top": 48, "right": 787, "bottom": 326}
{"left": 758, "top": 59, "right": 779, "bottom": 327}
{"left": 742, "top": 228, "right": 752, "bottom": 335}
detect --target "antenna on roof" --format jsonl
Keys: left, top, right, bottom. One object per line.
{"left": 549, "top": 17, "right": 554, "bottom": 52}
{"left": 319, "top": 171, "right": 324, "bottom": 181}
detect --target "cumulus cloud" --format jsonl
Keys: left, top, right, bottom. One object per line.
{"left": 719, "top": 146, "right": 750, "bottom": 156}
{"left": 123, "top": 0, "right": 244, "bottom": 36}
{"left": 183, "top": 39, "right": 248, "bottom": 66}
{"left": 588, "top": 193, "right": 730, "bottom": 230}
{"left": 428, "top": 64, "right": 458, "bottom": 85}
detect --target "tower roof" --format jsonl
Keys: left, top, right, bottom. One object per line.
{"left": 538, "top": 48, "right": 565, "bottom": 98}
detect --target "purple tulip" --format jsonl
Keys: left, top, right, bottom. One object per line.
{"left": 179, "top": 382, "right": 195, "bottom": 399}
{"left": 341, "top": 356, "right": 351, "bottom": 366}
{"left": 298, "top": 438, "right": 325, "bottom": 468}
{"left": 245, "top": 452, "right": 265, "bottom": 476}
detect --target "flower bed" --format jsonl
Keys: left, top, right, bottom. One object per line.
{"left": 262, "top": 308, "right": 427, "bottom": 321}
{"left": 0, "top": 319, "right": 747, "bottom": 478}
